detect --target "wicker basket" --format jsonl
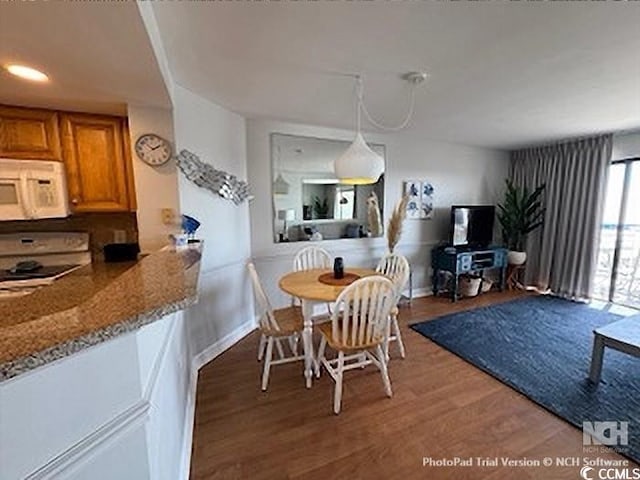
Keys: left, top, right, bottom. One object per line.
{"left": 481, "top": 279, "right": 493, "bottom": 293}
{"left": 459, "top": 275, "right": 482, "bottom": 297}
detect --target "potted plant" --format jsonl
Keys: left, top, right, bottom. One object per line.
{"left": 497, "top": 179, "right": 545, "bottom": 265}
{"left": 313, "top": 196, "right": 329, "bottom": 219}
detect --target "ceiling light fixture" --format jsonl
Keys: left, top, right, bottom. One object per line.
{"left": 334, "top": 72, "right": 428, "bottom": 185}
{"left": 273, "top": 145, "right": 291, "bottom": 195}
{"left": 5, "top": 64, "right": 49, "bottom": 82}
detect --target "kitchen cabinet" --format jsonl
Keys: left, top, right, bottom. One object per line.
{"left": 61, "top": 113, "right": 136, "bottom": 212}
{"left": 0, "top": 105, "right": 62, "bottom": 160}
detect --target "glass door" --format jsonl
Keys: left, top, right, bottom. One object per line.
{"left": 594, "top": 158, "right": 640, "bottom": 308}
{"left": 612, "top": 162, "right": 640, "bottom": 306}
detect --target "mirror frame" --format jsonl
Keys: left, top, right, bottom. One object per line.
{"left": 270, "top": 132, "right": 386, "bottom": 244}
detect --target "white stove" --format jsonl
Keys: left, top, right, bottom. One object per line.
{"left": 0, "top": 232, "right": 91, "bottom": 298}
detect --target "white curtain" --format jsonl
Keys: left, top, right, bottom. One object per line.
{"left": 511, "top": 135, "right": 613, "bottom": 300}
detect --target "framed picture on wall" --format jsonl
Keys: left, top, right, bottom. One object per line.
{"left": 404, "top": 180, "right": 434, "bottom": 219}
{"left": 404, "top": 180, "right": 421, "bottom": 219}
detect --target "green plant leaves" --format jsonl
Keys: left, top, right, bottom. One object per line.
{"left": 313, "top": 196, "right": 329, "bottom": 218}
{"left": 497, "top": 179, "right": 546, "bottom": 250}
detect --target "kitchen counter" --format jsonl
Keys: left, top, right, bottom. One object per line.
{"left": 0, "top": 244, "right": 202, "bottom": 382}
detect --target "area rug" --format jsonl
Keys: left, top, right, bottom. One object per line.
{"left": 410, "top": 295, "right": 640, "bottom": 463}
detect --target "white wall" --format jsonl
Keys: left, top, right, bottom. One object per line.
{"left": 127, "top": 105, "right": 181, "bottom": 252}
{"left": 172, "top": 84, "right": 254, "bottom": 357}
{"left": 247, "top": 118, "right": 510, "bottom": 306}
{"left": 613, "top": 131, "right": 640, "bottom": 160}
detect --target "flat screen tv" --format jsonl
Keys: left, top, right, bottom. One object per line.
{"left": 449, "top": 205, "right": 495, "bottom": 248}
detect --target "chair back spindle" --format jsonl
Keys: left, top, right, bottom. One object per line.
{"left": 331, "top": 276, "right": 396, "bottom": 349}
{"left": 247, "top": 262, "right": 280, "bottom": 332}
{"left": 293, "top": 246, "right": 332, "bottom": 272}
{"left": 376, "top": 253, "right": 410, "bottom": 303}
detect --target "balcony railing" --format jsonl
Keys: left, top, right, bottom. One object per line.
{"left": 593, "top": 224, "right": 640, "bottom": 308}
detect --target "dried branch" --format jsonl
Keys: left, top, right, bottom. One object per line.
{"left": 387, "top": 195, "right": 409, "bottom": 253}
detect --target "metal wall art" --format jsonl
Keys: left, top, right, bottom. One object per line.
{"left": 177, "top": 149, "right": 251, "bottom": 205}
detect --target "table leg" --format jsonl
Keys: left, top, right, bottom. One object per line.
{"left": 432, "top": 269, "right": 438, "bottom": 297}
{"left": 408, "top": 270, "right": 413, "bottom": 306}
{"left": 301, "top": 300, "right": 315, "bottom": 389}
{"left": 451, "top": 274, "right": 458, "bottom": 303}
{"left": 589, "top": 334, "right": 605, "bottom": 384}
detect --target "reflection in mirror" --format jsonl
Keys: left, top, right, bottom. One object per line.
{"left": 272, "top": 133, "right": 385, "bottom": 243}
{"left": 302, "top": 181, "right": 355, "bottom": 220}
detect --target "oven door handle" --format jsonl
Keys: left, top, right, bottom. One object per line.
{"left": 18, "top": 172, "right": 36, "bottom": 219}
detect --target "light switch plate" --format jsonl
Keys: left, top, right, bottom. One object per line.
{"left": 161, "top": 208, "right": 177, "bottom": 225}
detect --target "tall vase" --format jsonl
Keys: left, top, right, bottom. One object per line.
{"left": 333, "top": 257, "right": 344, "bottom": 279}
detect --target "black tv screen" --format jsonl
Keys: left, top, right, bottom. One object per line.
{"left": 450, "top": 205, "right": 495, "bottom": 248}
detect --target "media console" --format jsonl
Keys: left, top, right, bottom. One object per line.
{"left": 431, "top": 245, "right": 508, "bottom": 302}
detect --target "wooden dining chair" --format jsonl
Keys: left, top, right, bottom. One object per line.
{"left": 315, "top": 276, "right": 396, "bottom": 414}
{"left": 247, "top": 263, "right": 305, "bottom": 391}
{"left": 376, "top": 253, "right": 410, "bottom": 360}
{"left": 292, "top": 245, "right": 333, "bottom": 315}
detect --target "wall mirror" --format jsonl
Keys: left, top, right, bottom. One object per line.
{"left": 271, "top": 133, "right": 385, "bottom": 243}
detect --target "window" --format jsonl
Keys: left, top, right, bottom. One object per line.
{"left": 594, "top": 158, "right": 640, "bottom": 307}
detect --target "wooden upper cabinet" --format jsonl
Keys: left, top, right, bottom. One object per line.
{"left": 0, "top": 105, "right": 62, "bottom": 160}
{"left": 61, "top": 113, "right": 136, "bottom": 212}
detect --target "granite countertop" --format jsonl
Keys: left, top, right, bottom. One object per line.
{"left": 0, "top": 245, "right": 202, "bottom": 382}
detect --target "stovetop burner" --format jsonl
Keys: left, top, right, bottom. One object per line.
{"left": 0, "top": 232, "right": 91, "bottom": 297}
{"left": 0, "top": 264, "right": 81, "bottom": 282}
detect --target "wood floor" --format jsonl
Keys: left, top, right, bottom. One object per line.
{"left": 190, "top": 291, "right": 632, "bottom": 479}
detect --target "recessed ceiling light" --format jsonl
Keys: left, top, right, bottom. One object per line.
{"left": 5, "top": 64, "right": 49, "bottom": 82}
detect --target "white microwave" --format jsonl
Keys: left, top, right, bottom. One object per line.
{"left": 0, "top": 158, "right": 70, "bottom": 221}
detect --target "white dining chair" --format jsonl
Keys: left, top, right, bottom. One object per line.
{"left": 293, "top": 245, "right": 332, "bottom": 271}
{"left": 247, "top": 263, "right": 305, "bottom": 391}
{"left": 292, "top": 245, "right": 333, "bottom": 315}
{"left": 376, "top": 253, "right": 410, "bottom": 360}
{"left": 315, "top": 276, "right": 396, "bottom": 414}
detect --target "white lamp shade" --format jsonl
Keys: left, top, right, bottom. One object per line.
{"left": 277, "top": 209, "right": 295, "bottom": 221}
{"left": 273, "top": 173, "right": 290, "bottom": 195}
{"left": 334, "top": 132, "right": 385, "bottom": 185}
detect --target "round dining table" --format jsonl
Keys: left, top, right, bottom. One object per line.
{"left": 279, "top": 267, "right": 379, "bottom": 388}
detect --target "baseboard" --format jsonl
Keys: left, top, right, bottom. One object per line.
{"left": 405, "top": 286, "right": 433, "bottom": 299}
{"left": 192, "top": 318, "right": 257, "bottom": 371}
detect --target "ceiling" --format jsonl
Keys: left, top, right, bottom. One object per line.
{"left": 1, "top": 2, "right": 638, "bottom": 149}
{"left": 150, "top": 1, "right": 640, "bottom": 149}
{"left": 0, "top": 1, "right": 170, "bottom": 115}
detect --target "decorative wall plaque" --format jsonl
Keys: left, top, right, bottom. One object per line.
{"left": 176, "top": 149, "right": 251, "bottom": 205}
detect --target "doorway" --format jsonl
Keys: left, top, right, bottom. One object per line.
{"left": 593, "top": 158, "right": 640, "bottom": 308}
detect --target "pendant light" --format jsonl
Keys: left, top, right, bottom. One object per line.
{"left": 334, "top": 77, "right": 384, "bottom": 185}
{"left": 273, "top": 173, "right": 290, "bottom": 195}
{"left": 273, "top": 145, "right": 290, "bottom": 194}
{"left": 334, "top": 72, "right": 427, "bottom": 185}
